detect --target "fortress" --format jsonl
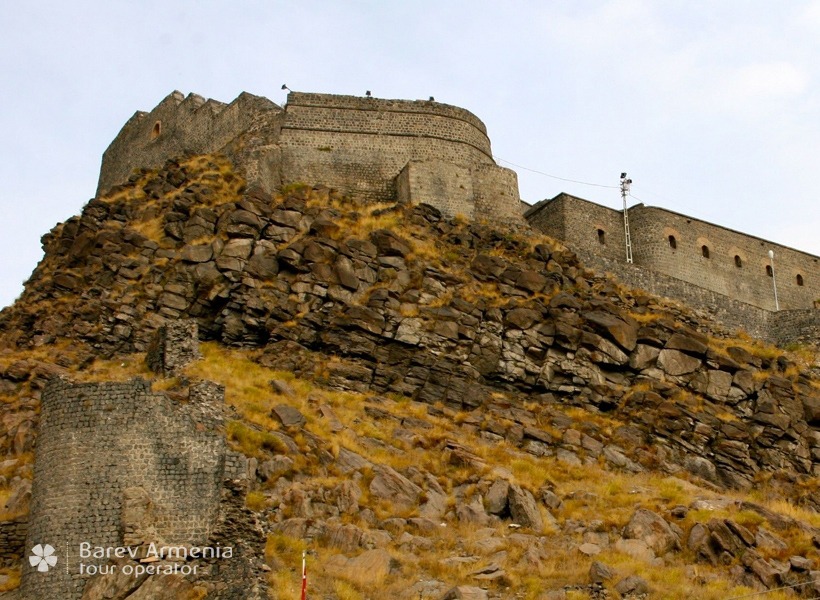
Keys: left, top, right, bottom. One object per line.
{"left": 97, "top": 90, "right": 522, "bottom": 223}
{"left": 3, "top": 91, "right": 819, "bottom": 598}
{"left": 96, "top": 89, "right": 820, "bottom": 345}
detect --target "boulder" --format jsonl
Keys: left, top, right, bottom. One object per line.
{"left": 3, "top": 477, "right": 31, "bottom": 515}
{"left": 629, "top": 344, "right": 660, "bottom": 370}
{"left": 180, "top": 243, "right": 213, "bottom": 263}
{"left": 684, "top": 456, "right": 718, "bottom": 483}
{"left": 622, "top": 508, "right": 680, "bottom": 555}
{"left": 441, "top": 586, "right": 489, "bottom": 600}
{"left": 335, "top": 480, "right": 362, "bottom": 514}
{"left": 504, "top": 308, "right": 541, "bottom": 330}
{"left": 614, "top": 538, "right": 655, "bottom": 563}
{"left": 615, "top": 575, "right": 650, "bottom": 597}
{"left": 516, "top": 270, "right": 548, "bottom": 293}
{"left": 270, "top": 379, "right": 296, "bottom": 397}
{"left": 258, "top": 456, "right": 294, "bottom": 481}
{"left": 584, "top": 311, "right": 638, "bottom": 351}
{"left": 271, "top": 404, "right": 305, "bottom": 428}
{"left": 589, "top": 561, "right": 615, "bottom": 583}
{"left": 334, "top": 255, "right": 360, "bottom": 290}
{"left": 484, "top": 479, "right": 509, "bottom": 515}
{"left": 657, "top": 349, "right": 701, "bottom": 376}
{"left": 578, "top": 543, "right": 600, "bottom": 556}
{"left": 325, "top": 524, "right": 366, "bottom": 552}
{"left": 470, "top": 254, "right": 508, "bottom": 278}
{"left": 335, "top": 448, "right": 372, "bottom": 473}
{"left": 706, "top": 369, "right": 733, "bottom": 400}
{"left": 370, "top": 229, "right": 411, "bottom": 257}
{"left": 457, "top": 496, "right": 491, "bottom": 526}
{"left": 802, "top": 394, "right": 820, "bottom": 425}
{"left": 369, "top": 465, "right": 422, "bottom": 510}
{"left": 665, "top": 332, "right": 708, "bottom": 355}
{"left": 81, "top": 561, "right": 150, "bottom": 600}
{"left": 508, "top": 484, "right": 543, "bottom": 530}
{"left": 340, "top": 548, "right": 393, "bottom": 583}
{"left": 755, "top": 527, "right": 787, "bottom": 553}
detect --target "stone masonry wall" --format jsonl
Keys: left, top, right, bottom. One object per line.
{"left": 96, "top": 90, "right": 523, "bottom": 224}
{"left": 397, "top": 160, "right": 475, "bottom": 219}
{"left": 21, "top": 378, "right": 229, "bottom": 600}
{"left": 97, "top": 91, "right": 282, "bottom": 196}
{"left": 278, "top": 92, "right": 496, "bottom": 202}
{"left": 628, "top": 206, "right": 820, "bottom": 311}
{"left": 576, "top": 248, "right": 820, "bottom": 346}
{"left": 0, "top": 518, "right": 27, "bottom": 568}
{"left": 472, "top": 164, "right": 522, "bottom": 223}
{"left": 576, "top": 249, "right": 771, "bottom": 339}
{"left": 145, "top": 319, "right": 202, "bottom": 376}
{"left": 769, "top": 309, "right": 820, "bottom": 347}
{"left": 526, "top": 194, "right": 628, "bottom": 263}
{"left": 527, "top": 194, "right": 820, "bottom": 319}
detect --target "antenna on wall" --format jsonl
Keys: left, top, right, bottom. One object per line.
{"left": 620, "top": 173, "right": 633, "bottom": 264}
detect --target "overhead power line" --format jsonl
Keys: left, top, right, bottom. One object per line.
{"left": 493, "top": 156, "right": 619, "bottom": 189}
{"left": 492, "top": 156, "right": 673, "bottom": 208}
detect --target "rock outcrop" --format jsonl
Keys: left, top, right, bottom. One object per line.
{"left": 0, "top": 154, "right": 817, "bottom": 599}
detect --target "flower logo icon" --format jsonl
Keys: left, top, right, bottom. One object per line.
{"left": 29, "top": 544, "right": 57, "bottom": 572}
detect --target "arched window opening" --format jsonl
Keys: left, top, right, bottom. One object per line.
{"left": 668, "top": 235, "right": 677, "bottom": 249}
{"left": 797, "top": 274, "right": 804, "bottom": 286}
{"left": 766, "top": 265, "right": 773, "bottom": 277}
{"left": 701, "top": 245, "right": 710, "bottom": 259}
{"left": 150, "top": 121, "right": 161, "bottom": 140}
{"left": 597, "top": 229, "right": 606, "bottom": 245}
{"left": 734, "top": 255, "right": 742, "bottom": 268}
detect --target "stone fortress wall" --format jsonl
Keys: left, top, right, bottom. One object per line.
{"left": 20, "top": 378, "right": 234, "bottom": 599}
{"left": 97, "top": 90, "right": 817, "bottom": 344}
{"left": 526, "top": 193, "right": 820, "bottom": 344}
{"left": 19, "top": 323, "right": 255, "bottom": 600}
{"left": 97, "top": 90, "right": 521, "bottom": 222}
{"left": 96, "top": 91, "right": 283, "bottom": 196}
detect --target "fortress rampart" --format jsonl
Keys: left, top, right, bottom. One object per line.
{"left": 97, "top": 90, "right": 521, "bottom": 222}
{"left": 20, "top": 377, "right": 242, "bottom": 599}
{"left": 527, "top": 193, "right": 820, "bottom": 344}
{"left": 97, "top": 92, "right": 282, "bottom": 196}
{"left": 96, "top": 91, "right": 817, "bottom": 343}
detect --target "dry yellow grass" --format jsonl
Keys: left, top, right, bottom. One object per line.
{"left": 0, "top": 567, "right": 21, "bottom": 592}
{"left": 0, "top": 487, "right": 26, "bottom": 521}
{"left": 708, "top": 333, "right": 783, "bottom": 363}
{"left": 77, "top": 353, "right": 152, "bottom": 382}
{"left": 3, "top": 338, "right": 810, "bottom": 598}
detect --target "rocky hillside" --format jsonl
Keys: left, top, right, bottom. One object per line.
{"left": 0, "top": 154, "right": 819, "bottom": 599}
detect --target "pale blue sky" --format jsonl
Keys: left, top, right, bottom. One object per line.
{"left": 2, "top": 1, "right": 819, "bottom": 308}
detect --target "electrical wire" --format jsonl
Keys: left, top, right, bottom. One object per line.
{"left": 493, "top": 155, "right": 619, "bottom": 189}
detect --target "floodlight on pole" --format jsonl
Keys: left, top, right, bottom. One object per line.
{"left": 620, "top": 173, "right": 633, "bottom": 264}
{"left": 768, "top": 250, "right": 779, "bottom": 311}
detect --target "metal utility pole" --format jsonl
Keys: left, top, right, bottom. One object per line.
{"left": 620, "top": 173, "right": 633, "bottom": 264}
{"left": 768, "top": 250, "right": 779, "bottom": 311}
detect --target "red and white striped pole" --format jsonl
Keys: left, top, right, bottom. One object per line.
{"left": 300, "top": 550, "right": 307, "bottom": 600}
